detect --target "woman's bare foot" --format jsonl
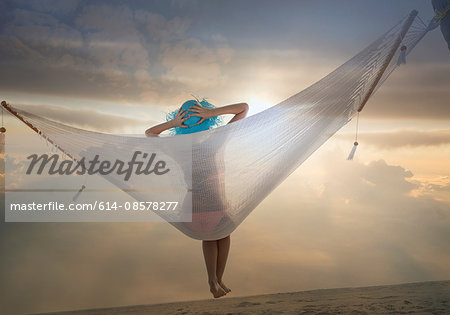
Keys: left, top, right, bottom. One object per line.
{"left": 218, "top": 280, "right": 231, "bottom": 293}
{"left": 209, "top": 280, "right": 227, "bottom": 298}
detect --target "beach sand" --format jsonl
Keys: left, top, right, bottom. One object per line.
{"left": 37, "top": 280, "right": 449, "bottom": 315}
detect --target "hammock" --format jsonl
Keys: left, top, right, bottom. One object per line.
{"left": 1, "top": 10, "right": 433, "bottom": 240}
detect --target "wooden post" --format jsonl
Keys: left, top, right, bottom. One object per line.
{"left": 1, "top": 100, "right": 75, "bottom": 160}
{"left": 357, "top": 10, "right": 418, "bottom": 112}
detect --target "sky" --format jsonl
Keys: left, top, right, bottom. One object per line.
{"left": 0, "top": 0, "right": 449, "bottom": 314}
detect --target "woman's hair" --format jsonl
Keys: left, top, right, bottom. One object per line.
{"left": 166, "top": 98, "right": 223, "bottom": 135}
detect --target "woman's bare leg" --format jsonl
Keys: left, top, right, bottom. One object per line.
{"left": 202, "top": 240, "right": 227, "bottom": 298}
{"left": 216, "top": 235, "right": 231, "bottom": 292}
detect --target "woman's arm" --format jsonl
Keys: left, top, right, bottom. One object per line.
{"left": 145, "top": 102, "right": 249, "bottom": 136}
{"left": 190, "top": 102, "right": 249, "bottom": 125}
{"left": 215, "top": 103, "right": 249, "bottom": 124}
{"left": 145, "top": 120, "right": 175, "bottom": 136}
{"left": 145, "top": 108, "right": 190, "bottom": 136}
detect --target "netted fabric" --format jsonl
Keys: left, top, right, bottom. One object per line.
{"left": 2, "top": 11, "right": 429, "bottom": 240}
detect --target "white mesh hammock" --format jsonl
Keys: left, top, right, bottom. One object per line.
{"left": 1, "top": 10, "right": 433, "bottom": 240}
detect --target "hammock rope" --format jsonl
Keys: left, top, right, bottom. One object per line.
{"left": 1, "top": 10, "right": 433, "bottom": 240}
{"left": 434, "top": 4, "right": 450, "bottom": 23}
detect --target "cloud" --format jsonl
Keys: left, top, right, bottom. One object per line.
{"left": 1, "top": 154, "right": 29, "bottom": 189}
{"left": 412, "top": 177, "right": 450, "bottom": 203}
{"left": 234, "top": 152, "right": 450, "bottom": 290}
{"left": 5, "top": 8, "right": 83, "bottom": 51}
{"left": 16, "top": 0, "right": 80, "bottom": 15}
{"left": 0, "top": 2, "right": 234, "bottom": 105}
{"left": 1, "top": 147, "right": 449, "bottom": 314}
{"left": 161, "top": 37, "right": 233, "bottom": 89}
{"left": 169, "top": 0, "right": 200, "bottom": 9}
{"left": 74, "top": 4, "right": 151, "bottom": 70}
{"left": 1, "top": 1, "right": 447, "bottom": 118}
{"left": 134, "top": 10, "right": 191, "bottom": 43}
{"left": 362, "top": 63, "right": 450, "bottom": 120}
{"left": 337, "top": 129, "right": 450, "bottom": 149}
{"left": 426, "top": 182, "right": 450, "bottom": 192}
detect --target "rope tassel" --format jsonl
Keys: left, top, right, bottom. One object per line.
{"left": 347, "top": 112, "right": 360, "bottom": 161}
{"left": 72, "top": 185, "right": 86, "bottom": 202}
{"left": 347, "top": 141, "right": 358, "bottom": 160}
{"left": 396, "top": 45, "right": 407, "bottom": 65}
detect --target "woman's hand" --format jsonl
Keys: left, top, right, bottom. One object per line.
{"left": 171, "top": 108, "right": 191, "bottom": 128}
{"left": 146, "top": 107, "right": 190, "bottom": 136}
{"left": 189, "top": 103, "right": 215, "bottom": 126}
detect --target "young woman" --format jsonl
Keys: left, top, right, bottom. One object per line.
{"left": 145, "top": 100, "right": 249, "bottom": 298}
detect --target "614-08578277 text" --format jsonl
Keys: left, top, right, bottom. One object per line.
{"left": 9, "top": 201, "right": 179, "bottom": 211}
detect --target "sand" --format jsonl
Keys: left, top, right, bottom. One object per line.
{"left": 37, "top": 280, "right": 449, "bottom": 315}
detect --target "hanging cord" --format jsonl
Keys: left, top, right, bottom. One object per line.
{"left": 72, "top": 163, "right": 89, "bottom": 202}
{"left": 1, "top": 105, "right": 6, "bottom": 133}
{"left": 347, "top": 112, "right": 359, "bottom": 160}
{"left": 72, "top": 179, "right": 87, "bottom": 202}
{"left": 397, "top": 45, "right": 408, "bottom": 66}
